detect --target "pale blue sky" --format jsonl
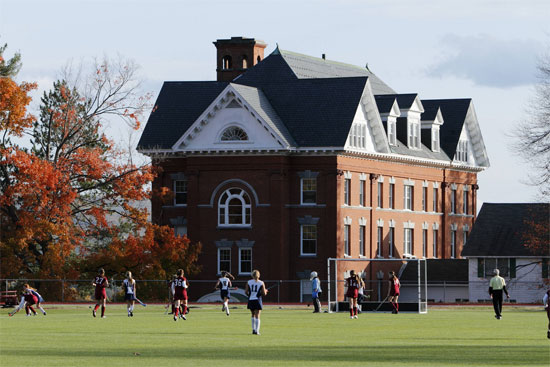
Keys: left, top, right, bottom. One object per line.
{"left": 1, "top": 0, "right": 549, "bottom": 208}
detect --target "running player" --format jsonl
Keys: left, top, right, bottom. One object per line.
{"left": 388, "top": 271, "right": 401, "bottom": 314}
{"left": 92, "top": 268, "right": 109, "bottom": 318}
{"left": 172, "top": 269, "right": 189, "bottom": 321}
{"left": 215, "top": 271, "right": 234, "bottom": 316}
{"left": 345, "top": 270, "right": 362, "bottom": 319}
{"left": 123, "top": 271, "right": 137, "bottom": 317}
{"left": 543, "top": 289, "right": 550, "bottom": 339}
{"left": 24, "top": 284, "right": 46, "bottom": 315}
{"left": 9, "top": 287, "right": 38, "bottom": 316}
{"left": 245, "top": 269, "right": 268, "bottom": 335}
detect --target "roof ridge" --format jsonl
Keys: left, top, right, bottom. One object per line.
{"left": 276, "top": 48, "right": 373, "bottom": 74}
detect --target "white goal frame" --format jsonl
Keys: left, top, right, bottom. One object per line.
{"left": 327, "top": 257, "right": 428, "bottom": 314}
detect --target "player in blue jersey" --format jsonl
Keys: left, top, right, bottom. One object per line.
{"left": 24, "top": 284, "right": 46, "bottom": 315}
{"left": 215, "top": 271, "right": 234, "bottom": 316}
{"left": 123, "top": 271, "right": 137, "bottom": 317}
{"left": 245, "top": 269, "right": 268, "bottom": 335}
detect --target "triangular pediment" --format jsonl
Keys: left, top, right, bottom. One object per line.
{"left": 172, "top": 84, "right": 295, "bottom": 152}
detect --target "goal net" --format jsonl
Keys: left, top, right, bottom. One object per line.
{"left": 327, "top": 257, "right": 427, "bottom": 314}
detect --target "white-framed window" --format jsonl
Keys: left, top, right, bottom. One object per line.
{"left": 175, "top": 225, "right": 187, "bottom": 237}
{"left": 404, "top": 185, "right": 413, "bottom": 210}
{"left": 477, "top": 258, "right": 516, "bottom": 278}
{"left": 301, "top": 177, "right": 317, "bottom": 205}
{"left": 220, "top": 126, "right": 248, "bottom": 141}
{"left": 433, "top": 187, "right": 438, "bottom": 212}
{"left": 361, "top": 124, "right": 366, "bottom": 148}
{"left": 451, "top": 188, "right": 457, "bottom": 214}
{"left": 432, "top": 229, "right": 438, "bottom": 258}
{"left": 463, "top": 230, "right": 469, "bottom": 248}
{"left": 377, "top": 182, "right": 383, "bottom": 208}
{"left": 422, "top": 187, "right": 427, "bottom": 212}
{"left": 218, "top": 188, "right": 251, "bottom": 227}
{"left": 377, "top": 226, "right": 383, "bottom": 257}
{"left": 422, "top": 229, "right": 428, "bottom": 258}
{"left": 344, "top": 179, "right": 351, "bottom": 205}
{"left": 388, "top": 227, "right": 394, "bottom": 258}
{"left": 455, "top": 140, "right": 468, "bottom": 162}
{"left": 432, "top": 127, "right": 440, "bottom": 152}
{"left": 359, "top": 225, "right": 366, "bottom": 257}
{"left": 450, "top": 229, "right": 456, "bottom": 258}
{"left": 239, "top": 248, "right": 252, "bottom": 275}
{"left": 174, "top": 180, "right": 188, "bottom": 206}
{"left": 218, "top": 248, "right": 231, "bottom": 274}
{"left": 463, "top": 190, "right": 469, "bottom": 214}
{"left": 301, "top": 224, "right": 317, "bottom": 256}
{"left": 404, "top": 228, "right": 413, "bottom": 255}
{"left": 408, "top": 121, "right": 420, "bottom": 149}
{"left": 388, "top": 120, "right": 396, "bottom": 145}
{"left": 389, "top": 183, "right": 394, "bottom": 209}
{"left": 344, "top": 225, "right": 350, "bottom": 256}
{"left": 359, "top": 180, "right": 365, "bottom": 207}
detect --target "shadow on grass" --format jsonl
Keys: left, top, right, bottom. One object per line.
{"left": 2, "top": 345, "right": 548, "bottom": 365}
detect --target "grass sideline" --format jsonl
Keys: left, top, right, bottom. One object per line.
{"left": 0, "top": 304, "right": 548, "bottom": 367}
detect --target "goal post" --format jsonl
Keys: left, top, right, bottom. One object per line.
{"left": 327, "top": 257, "right": 427, "bottom": 314}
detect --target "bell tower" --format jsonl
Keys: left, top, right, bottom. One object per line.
{"left": 213, "top": 37, "right": 267, "bottom": 82}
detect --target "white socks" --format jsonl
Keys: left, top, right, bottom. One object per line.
{"left": 251, "top": 318, "right": 261, "bottom": 333}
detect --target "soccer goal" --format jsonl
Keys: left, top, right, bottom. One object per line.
{"left": 327, "top": 257, "right": 427, "bottom": 314}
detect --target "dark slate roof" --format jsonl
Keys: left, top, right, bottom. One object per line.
{"left": 138, "top": 81, "right": 228, "bottom": 150}
{"left": 400, "top": 259, "right": 468, "bottom": 282}
{"left": 390, "top": 118, "right": 450, "bottom": 161}
{"left": 461, "top": 203, "right": 550, "bottom": 257}
{"left": 421, "top": 100, "right": 440, "bottom": 121}
{"left": 421, "top": 99, "right": 471, "bottom": 160}
{"left": 374, "top": 95, "right": 396, "bottom": 114}
{"left": 394, "top": 94, "right": 418, "bottom": 109}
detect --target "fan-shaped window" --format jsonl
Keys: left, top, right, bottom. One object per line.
{"left": 242, "top": 55, "right": 248, "bottom": 69}
{"left": 218, "top": 188, "right": 251, "bottom": 227}
{"left": 222, "top": 55, "right": 232, "bottom": 70}
{"left": 220, "top": 126, "right": 248, "bottom": 141}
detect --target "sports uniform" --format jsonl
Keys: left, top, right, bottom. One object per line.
{"left": 247, "top": 279, "right": 265, "bottom": 311}
{"left": 390, "top": 277, "right": 400, "bottom": 296}
{"left": 543, "top": 289, "right": 549, "bottom": 338}
{"left": 218, "top": 276, "right": 231, "bottom": 301}
{"left": 389, "top": 274, "right": 401, "bottom": 314}
{"left": 345, "top": 276, "right": 359, "bottom": 299}
{"left": 172, "top": 275, "right": 188, "bottom": 321}
{"left": 123, "top": 278, "right": 136, "bottom": 301}
{"left": 94, "top": 275, "right": 109, "bottom": 301}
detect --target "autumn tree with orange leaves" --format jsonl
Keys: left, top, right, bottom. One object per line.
{"left": 0, "top": 45, "right": 201, "bottom": 281}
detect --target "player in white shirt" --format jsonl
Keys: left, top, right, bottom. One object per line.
{"left": 123, "top": 271, "right": 137, "bottom": 317}
{"left": 215, "top": 271, "right": 234, "bottom": 316}
{"left": 245, "top": 269, "right": 268, "bottom": 335}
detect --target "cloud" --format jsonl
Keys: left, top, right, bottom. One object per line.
{"left": 427, "top": 34, "right": 541, "bottom": 88}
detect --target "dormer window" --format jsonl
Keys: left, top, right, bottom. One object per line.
{"left": 455, "top": 140, "right": 468, "bottom": 162}
{"left": 408, "top": 121, "right": 420, "bottom": 149}
{"left": 220, "top": 126, "right": 248, "bottom": 141}
{"left": 432, "top": 127, "right": 440, "bottom": 152}
{"left": 388, "top": 120, "right": 396, "bottom": 145}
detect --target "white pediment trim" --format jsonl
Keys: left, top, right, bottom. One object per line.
{"left": 464, "top": 102, "right": 490, "bottom": 168}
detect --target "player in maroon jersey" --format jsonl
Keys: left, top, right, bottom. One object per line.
{"left": 9, "top": 287, "right": 38, "bottom": 316}
{"left": 171, "top": 269, "right": 189, "bottom": 321}
{"left": 346, "top": 270, "right": 363, "bottom": 319}
{"left": 388, "top": 271, "right": 401, "bottom": 314}
{"left": 92, "top": 268, "right": 109, "bottom": 318}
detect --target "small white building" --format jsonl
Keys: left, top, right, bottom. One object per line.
{"left": 462, "top": 203, "right": 549, "bottom": 303}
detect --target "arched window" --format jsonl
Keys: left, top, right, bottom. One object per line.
{"left": 222, "top": 55, "right": 232, "bottom": 70}
{"left": 256, "top": 55, "right": 261, "bottom": 64}
{"left": 220, "top": 126, "right": 248, "bottom": 141}
{"left": 218, "top": 188, "right": 251, "bottom": 226}
{"left": 242, "top": 55, "right": 248, "bottom": 69}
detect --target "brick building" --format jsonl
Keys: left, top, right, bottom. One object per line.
{"left": 138, "top": 37, "right": 490, "bottom": 302}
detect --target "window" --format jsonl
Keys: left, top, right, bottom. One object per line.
{"left": 422, "top": 229, "right": 428, "bottom": 258}
{"left": 455, "top": 140, "right": 468, "bottom": 162}
{"left": 239, "top": 248, "right": 252, "bottom": 275}
{"left": 221, "top": 126, "right": 248, "bottom": 141}
{"left": 432, "top": 229, "right": 438, "bottom": 258}
{"left": 463, "top": 230, "right": 468, "bottom": 248}
{"left": 433, "top": 229, "right": 438, "bottom": 258}
{"left": 389, "top": 183, "right": 394, "bottom": 209}
{"left": 174, "top": 180, "right": 188, "bottom": 205}
{"left": 404, "top": 185, "right": 413, "bottom": 210}
{"left": 242, "top": 55, "right": 248, "bottom": 69}
{"left": 409, "top": 121, "right": 420, "bottom": 148}
{"left": 257, "top": 55, "right": 261, "bottom": 63}
{"left": 377, "top": 182, "right": 383, "bottom": 208}
{"left": 433, "top": 187, "right": 438, "bottom": 212}
{"left": 450, "top": 229, "right": 456, "bottom": 258}
{"left": 218, "top": 188, "right": 251, "bottom": 227}
{"left": 301, "top": 178, "right": 317, "bottom": 205}
{"left": 542, "top": 259, "right": 549, "bottom": 279}
{"left": 175, "top": 225, "right": 187, "bottom": 237}
{"left": 389, "top": 227, "right": 394, "bottom": 258}
{"left": 463, "top": 190, "right": 469, "bottom": 214}
{"left": 218, "top": 248, "right": 231, "bottom": 274}
{"left": 477, "top": 258, "right": 516, "bottom": 278}
{"left": 432, "top": 128, "right": 440, "bottom": 152}
{"left": 344, "top": 225, "right": 350, "bottom": 256}
{"left": 344, "top": 179, "right": 351, "bottom": 205}
{"left": 359, "top": 225, "right": 365, "bottom": 257}
{"left": 377, "top": 226, "right": 383, "bottom": 257}
{"left": 422, "top": 187, "right": 427, "bottom": 212}
{"left": 301, "top": 225, "right": 317, "bottom": 256}
{"left": 359, "top": 180, "right": 365, "bottom": 207}
{"left": 222, "top": 55, "right": 232, "bottom": 69}
{"left": 388, "top": 120, "right": 396, "bottom": 145}
{"left": 450, "top": 188, "right": 457, "bottom": 214}
{"left": 361, "top": 125, "right": 366, "bottom": 148}
{"left": 404, "top": 228, "right": 413, "bottom": 255}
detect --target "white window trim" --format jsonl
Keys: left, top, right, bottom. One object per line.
{"left": 300, "top": 224, "right": 317, "bottom": 256}
{"left": 217, "top": 248, "right": 231, "bottom": 275}
{"left": 218, "top": 188, "right": 252, "bottom": 228}
{"left": 174, "top": 180, "right": 188, "bottom": 207}
{"left": 432, "top": 229, "right": 438, "bottom": 258}
{"left": 238, "top": 247, "right": 252, "bottom": 275}
{"left": 450, "top": 230, "right": 456, "bottom": 259}
{"left": 388, "top": 227, "right": 394, "bottom": 258}
{"left": 404, "top": 228, "right": 413, "bottom": 256}
{"left": 344, "top": 224, "right": 351, "bottom": 256}
{"left": 377, "top": 226, "right": 383, "bottom": 258}
{"left": 300, "top": 177, "right": 317, "bottom": 205}
{"left": 404, "top": 185, "right": 413, "bottom": 211}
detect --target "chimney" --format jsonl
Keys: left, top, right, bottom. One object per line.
{"left": 213, "top": 37, "right": 267, "bottom": 82}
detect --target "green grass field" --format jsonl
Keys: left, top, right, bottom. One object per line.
{"left": 0, "top": 304, "right": 548, "bottom": 367}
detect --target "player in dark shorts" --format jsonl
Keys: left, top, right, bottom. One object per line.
{"left": 24, "top": 284, "right": 46, "bottom": 315}
{"left": 346, "top": 270, "right": 363, "bottom": 319}
{"left": 9, "top": 287, "right": 38, "bottom": 316}
{"left": 215, "top": 271, "right": 235, "bottom": 316}
{"left": 172, "top": 269, "right": 189, "bottom": 321}
{"left": 92, "top": 268, "right": 109, "bottom": 318}
{"left": 123, "top": 271, "right": 137, "bottom": 317}
{"left": 245, "top": 269, "right": 268, "bottom": 335}
{"left": 388, "top": 271, "right": 401, "bottom": 314}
